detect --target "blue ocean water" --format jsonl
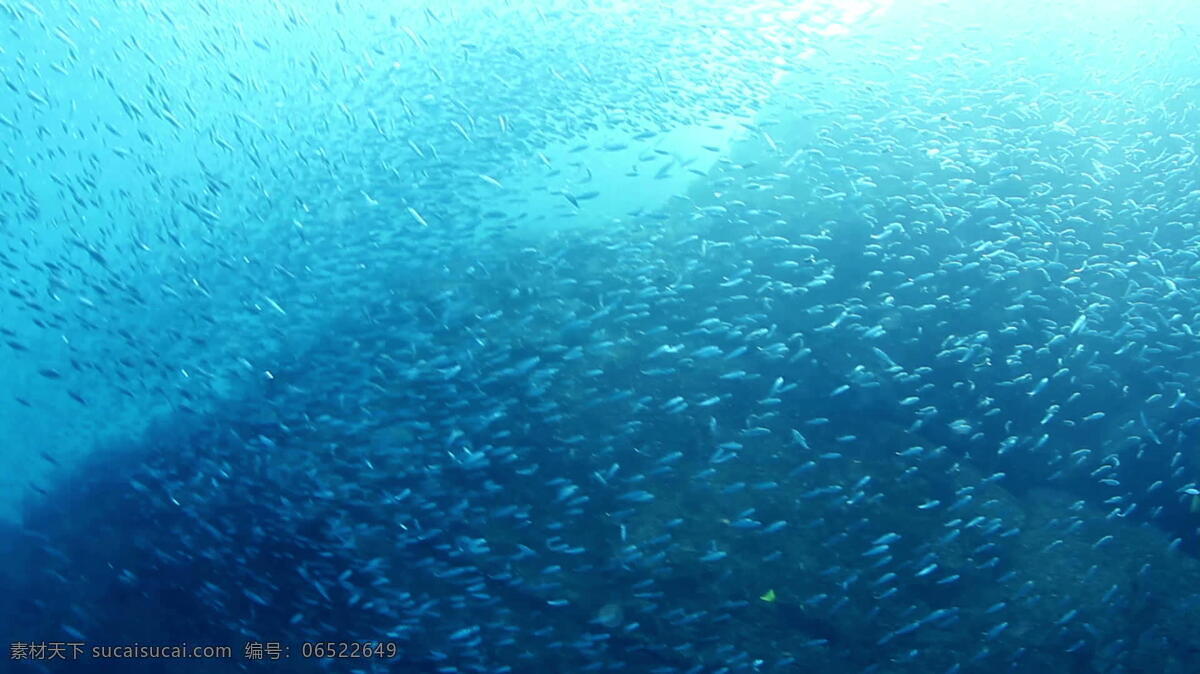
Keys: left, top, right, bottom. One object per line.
{"left": 4, "top": 0, "right": 1200, "bottom": 672}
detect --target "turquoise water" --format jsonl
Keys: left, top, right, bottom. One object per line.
{"left": 4, "top": 1, "right": 1200, "bottom": 672}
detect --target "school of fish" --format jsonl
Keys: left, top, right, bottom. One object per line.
{"left": 3, "top": 1, "right": 1200, "bottom": 673}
